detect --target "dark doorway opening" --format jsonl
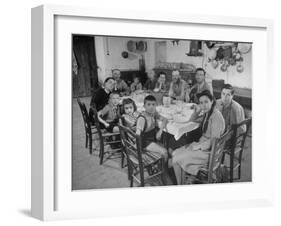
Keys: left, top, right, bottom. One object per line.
{"left": 72, "top": 35, "right": 99, "bottom": 97}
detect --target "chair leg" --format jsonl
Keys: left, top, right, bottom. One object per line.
{"left": 85, "top": 133, "right": 88, "bottom": 148}
{"left": 127, "top": 164, "right": 131, "bottom": 180}
{"left": 99, "top": 140, "right": 104, "bottom": 165}
{"left": 237, "top": 151, "right": 243, "bottom": 180}
{"left": 121, "top": 151, "right": 125, "bottom": 168}
{"left": 130, "top": 177, "right": 134, "bottom": 187}
{"left": 229, "top": 152, "right": 234, "bottom": 182}
{"left": 221, "top": 152, "right": 226, "bottom": 164}
{"left": 89, "top": 135, "right": 93, "bottom": 155}
{"left": 161, "top": 160, "right": 168, "bottom": 186}
{"left": 238, "top": 164, "right": 241, "bottom": 180}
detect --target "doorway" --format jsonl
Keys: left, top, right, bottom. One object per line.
{"left": 72, "top": 35, "right": 99, "bottom": 97}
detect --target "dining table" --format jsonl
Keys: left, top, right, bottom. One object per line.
{"left": 121, "top": 91, "right": 200, "bottom": 141}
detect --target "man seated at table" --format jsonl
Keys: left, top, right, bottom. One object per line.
{"left": 144, "top": 69, "right": 157, "bottom": 91}
{"left": 136, "top": 95, "right": 168, "bottom": 161}
{"left": 154, "top": 72, "right": 168, "bottom": 93}
{"left": 216, "top": 84, "right": 246, "bottom": 132}
{"left": 89, "top": 77, "right": 115, "bottom": 123}
{"left": 189, "top": 68, "right": 213, "bottom": 103}
{"left": 112, "top": 69, "right": 130, "bottom": 96}
{"left": 168, "top": 70, "right": 187, "bottom": 101}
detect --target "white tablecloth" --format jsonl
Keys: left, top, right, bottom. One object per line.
{"left": 121, "top": 94, "right": 199, "bottom": 140}
{"left": 157, "top": 104, "right": 199, "bottom": 140}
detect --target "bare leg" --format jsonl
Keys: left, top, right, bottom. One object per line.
{"left": 146, "top": 142, "right": 168, "bottom": 162}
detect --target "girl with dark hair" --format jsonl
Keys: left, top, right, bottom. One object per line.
{"left": 120, "top": 98, "right": 140, "bottom": 130}
{"left": 171, "top": 90, "right": 225, "bottom": 184}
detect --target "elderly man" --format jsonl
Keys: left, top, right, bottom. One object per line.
{"left": 112, "top": 69, "right": 130, "bottom": 96}
{"left": 216, "top": 84, "right": 245, "bottom": 132}
{"left": 189, "top": 68, "right": 213, "bottom": 103}
{"left": 168, "top": 70, "right": 187, "bottom": 101}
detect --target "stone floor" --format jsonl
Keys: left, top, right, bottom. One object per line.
{"left": 72, "top": 97, "right": 252, "bottom": 190}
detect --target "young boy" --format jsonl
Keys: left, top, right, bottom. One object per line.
{"left": 136, "top": 95, "right": 168, "bottom": 161}
{"left": 98, "top": 92, "right": 120, "bottom": 133}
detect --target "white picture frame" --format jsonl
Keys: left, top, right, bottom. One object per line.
{"left": 31, "top": 4, "right": 274, "bottom": 221}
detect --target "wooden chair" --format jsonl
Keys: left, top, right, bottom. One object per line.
{"left": 118, "top": 122, "right": 166, "bottom": 187}
{"left": 223, "top": 118, "right": 252, "bottom": 182}
{"left": 77, "top": 98, "right": 98, "bottom": 154}
{"left": 183, "top": 129, "right": 234, "bottom": 184}
{"left": 91, "top": 105, "right": 124, "bottom": 166}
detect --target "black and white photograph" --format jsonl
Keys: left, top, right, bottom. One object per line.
{"left": 72, "top": 35, "right": 252, "bottom": 189}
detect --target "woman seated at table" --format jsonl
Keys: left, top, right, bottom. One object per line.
{"left": 154, "top": 72, "right": 168, "bottom": 93}
{"left": 168, "top": 70, "right": 187, "bottom": 101}
{"left": 171, "top": 90, "right": 225, "bottom": 184}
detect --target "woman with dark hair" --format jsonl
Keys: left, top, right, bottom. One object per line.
{"left": 171, "top": 90, "right": 225, "bottom": 184}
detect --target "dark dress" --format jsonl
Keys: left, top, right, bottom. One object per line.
{"left": 89, "top": 88, "right": 110, "bottom": 123}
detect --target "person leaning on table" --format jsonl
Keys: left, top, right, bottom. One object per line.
{"left": 168, "top": 70, "right": 187, "bottom": 101}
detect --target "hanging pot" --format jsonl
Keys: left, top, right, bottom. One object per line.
{"left": 212, "top": 59, "right": 219, "bottom": 69}
{"left": 229, "top": 57, "right": 236, "bottom": 66}
{"left": 121, "top": 51, "right": 129, "bottom": 59}
{"left": 127, "top": 40, "right": 136, "bottom": 52}
{"left": 237, "top": 43, "right": 252, "bottom": 54}
{"left": 237, "top": 63, "right": 244, "bottom": 73}
{"left": 234, "top": 51, "right": 242, "bottom": 61}
{"left": 137, "top": 41, "right": 147, "bottom": 52}
{"left": 220, "top": 61, "right": 228, "bottom": 72}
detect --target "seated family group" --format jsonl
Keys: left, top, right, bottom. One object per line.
{"left": 90, "top": 68, "right": 245, "bottom": 185}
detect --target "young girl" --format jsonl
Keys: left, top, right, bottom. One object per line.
{"left": 98, "top": 92, "right": 121, "bottom": 133}
{"left": 121, "top": 98, "right": 140, "bottom": 130}
{"left": 130, "top": 76, "right": 142, "bottom": 93}
{"left": 172, "top": 90, "right": 225, "bottom": 184}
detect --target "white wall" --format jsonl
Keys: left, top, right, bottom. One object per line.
{"left": 97, "top": 37, "right": 252, "bottom": 88}
{"left": 96, "top": 36, "right": 152, "bottom": 82}
{"left": 166, "top": 40, "right": 252, "bottom": 88}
